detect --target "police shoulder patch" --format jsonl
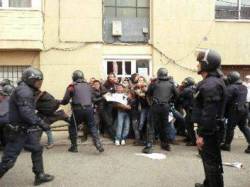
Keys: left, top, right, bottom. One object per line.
{"left": 67, "top": 84, "right": 75, "bottom": 92}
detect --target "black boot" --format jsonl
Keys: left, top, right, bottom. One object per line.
{"left": 142, "top": 143, "right": 153, "bottom": 154}
{"left": 95, "top": 140, "right": 104, "bottom": 153}
{"left": 68, "top": 145, "right": 78, "bottom": 153}
{"left": 161, "top": 142, "right": 171, "bottom": 151}
{"left": 245, "top": 145, "right": 250, "bottom": 154}
{"left": 68, "top": 137, "right": 78, "bottom": 153}
{"left": 34, "top": 173, "right": 54, "bottom": 186}
{"left": 220, "top": 144, "right": 231, "bottom": 151}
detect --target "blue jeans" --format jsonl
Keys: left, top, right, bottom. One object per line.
{"left": 166, "top": 121, "right": 176, "bottom": 141}
{"left": 139, "top": 108, "right": 149, "bottom": 131}
{"left": 115, "top": 111, "right": 130, "bottom": 140}
{"left": 45, "top": 130, "right": 54, "bottom": 145}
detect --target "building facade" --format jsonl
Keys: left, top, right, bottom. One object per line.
{"left": 0, "top": 0, "right": 250, "bottom": 97}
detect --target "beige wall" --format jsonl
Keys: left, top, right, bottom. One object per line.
{"left": 2, "top": 0, "right": 249, "bottom": 95}
{"left": 151, "top": 0, "right": 250, "bottom": 82}
{"left": 0, "top": 51, "right": 39, "bottom": 67}
{"left": 0, "top": 10, "right": 43, "bottom": 49}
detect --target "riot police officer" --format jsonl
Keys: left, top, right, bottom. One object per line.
{"left": 0, "top": 86, "right": 9, "bottom": 149}
{"left": 0, "top": 67, "right": 54, "bottom": 186}
{"left": 61, "top": 70, "right": 104, "bottom": 153}
{"left": 221, "top": 71, "right": 250, "bottom": 153}
{"left": 142, "top": 68, "right": 178, "bottom": 154}
{"left": 178, "top": 77, "right": 196, "bottom": 146}
{"left": 194, "top": 49, "right": 226, "bottom": 187}
{"left": 0, "top": 79, "right": 12, "bottom": 87}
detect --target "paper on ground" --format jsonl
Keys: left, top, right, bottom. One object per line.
{"left": 135, "top": 153, "right": 166, "bottom": 160}
{"left": 223, "top": 162, "right": 243, "bottom": 169}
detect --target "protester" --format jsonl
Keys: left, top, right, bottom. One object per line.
{"left": 113, "top": 84, "right": 131, "bottom": 146}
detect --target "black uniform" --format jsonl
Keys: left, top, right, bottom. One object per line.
{"left": 92, "top": 86, "right": 107, "bottom": 134}
{"left": 61, "top": 80, "right": 104, "bottom": 152}
{"left": 0, "top": 82, "right": 48, "bottom": 178}
{"left": 193, "top": 73, "right": 226, "bottom": 187}
{"left": 223, "top": 82, "right": 250, "bottom": 149}
{"left": 194, "top": 49, "right": 226, "bottom": 187}
{"left": 102, "top": 80, "right": 117, "bottom": 138}
{"left": 145, "top": 77, "right": 178, "bottom": 152}
{"left": 0, "top": 97, "right": 9, "bottom": 148}
{"left": 178, "top": 85, "right": 196, "bottom": 145}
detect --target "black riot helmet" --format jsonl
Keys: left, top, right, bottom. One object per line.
{"left": 182, "top": 77, "right": 195, "bottom": 87}
{"left": 72, "top": 70, "right": 84, "bottom": 82}
{"left": 157, "top": 68, "right": 168, "bottom": 80}
{"left": 22, "top": 67, "right": 43, "bottom": 88}
{"left": 0, "top": 86, "right": 8, "bottom": 96}
{"left": 3, "top": 85, "right": 15, "bottom": 96}
{"left": 196, "top": 49, "right": 221, "bottom": 74}
{"left": 0, "top": 79, "right": 12, "bottom": 87}
{"left": 227, "top": 71, "right": 242, "bottom": 84}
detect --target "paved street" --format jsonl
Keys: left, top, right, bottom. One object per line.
{"left": 0, "top": 132, "right": 250, "bottom": 187}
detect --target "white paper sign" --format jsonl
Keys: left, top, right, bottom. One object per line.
{"left": 103, "top": 93, "right": 128, "bottom": 105}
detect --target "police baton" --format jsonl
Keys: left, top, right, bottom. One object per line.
{"left": 70, "top": 104, "right": 78, "bottom": 136}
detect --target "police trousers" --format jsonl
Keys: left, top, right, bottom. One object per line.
{"left": 200, "top": 133, "right": 224, "bottom": 187}
{"left": 146, "top": 104, "right": 170, "bottom": 145}
{"left": 69, "top": 106, "right": 100, "bottom": 146}
{"left": 0, "top": 130, "right": 44, "bottom": 178}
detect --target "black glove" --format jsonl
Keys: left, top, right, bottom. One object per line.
{"left": 38, "top": 121, "right": 50, "bottom": 131}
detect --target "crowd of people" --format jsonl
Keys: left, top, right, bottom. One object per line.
{"left": 0, "top": 49, "right": 250, "bottom": 186}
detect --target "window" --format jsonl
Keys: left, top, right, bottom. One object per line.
{"left": 104, "top": 58, "right": 151, "bottom": 78}
{"left": 104, "top": 0, "right": 149, "bottom": 18}
{"left": 0, "top": 66, "right": 29, "bottom": 86}
{"left": 9, "top": 0, "right": 31, "bottom": 7}
{"left": 0, "top": 0, "right": 40, "bottom": 9}
{"left": 215, "top": 0, "right": 250, "bottom": 20}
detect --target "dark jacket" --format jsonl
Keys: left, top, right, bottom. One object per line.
{"left": 36, "top": 91, "right": 60, "bottom": 116}
{"left": 92, "top": 87, "right": 107, "bottom": 110}
{"left": 0, "top": 97, "right": 10, "bottom": 126}
{"left": 225, "top": 82, "right": 248, "bottom": 116}
{"left": 61, "top": 81, "right": 93, "bottom": 107}
{"left": 147, "top": 79, "right": 178, "bottom": 104}
{"left": 9, "top": 82, "right": 42, "bottom": 128}
{"left": 103, "top": 81, "right": 116, "bottom": 93}
{"left": 192, "top": 73, "right": 227, "bottom": 137}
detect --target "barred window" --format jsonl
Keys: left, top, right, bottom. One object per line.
{"left": 215, "top": 0, "right": 250, "bottom": 20}
{"left": 0, "top": 66, "right": 29, "bottom": 86}
{"left": 9, "top": 0, "right": 31, "bottom": 7}
{"left": 104, "top": 0, "right": 150, "bottom": 18}
{"left": 0, "top": 0, "right": 40, "bottom": 9}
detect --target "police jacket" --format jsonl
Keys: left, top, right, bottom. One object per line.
{"left": 0, "top": 97, "right": 10, "bottom": 126}
{"left": 226, "top": 82, "right": 248, "bottom": 115}
{"left": 192, "top": 72, "right": 227, "bottom": 137}
{"left": 147, "top": 79, "right": 178, "bottom": 105}
{"left": 61, "top": 81, "right": 93, "bottom": 107}
{"left": 9, "top": 82, "right": 42, "bottom": 128}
